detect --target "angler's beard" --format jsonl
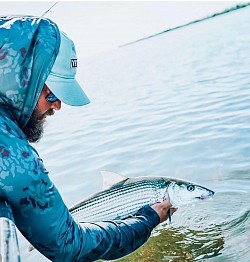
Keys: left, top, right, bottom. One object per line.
{"left": 22, "top": 107, "right": 54, "bottom": 143}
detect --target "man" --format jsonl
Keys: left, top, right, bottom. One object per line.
{"left": 0, "top": 16, "right": 176, "bottom": 261}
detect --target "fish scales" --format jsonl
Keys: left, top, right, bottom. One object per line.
{"left": 70, "top": 179, "right": 168, "bottom": 222}
{"left": 71, "top": 188, "right": 161, "bottom": 222}
{"left": 71, "top": 187, "right": 159, "bottom": 221}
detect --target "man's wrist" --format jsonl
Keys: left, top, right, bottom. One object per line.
{"left": 136, "top": 205, "right": 160, "bottom": 227}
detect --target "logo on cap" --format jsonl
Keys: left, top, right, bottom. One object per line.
{"left": 71, "top": 59, "right": 77, "bottom": 68}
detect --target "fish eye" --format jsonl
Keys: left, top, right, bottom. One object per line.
{"left": 187, "top": 184, "right": 195, "bottom": 192}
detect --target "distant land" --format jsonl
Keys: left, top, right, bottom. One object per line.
{"left": 119, "top": 3, "right": 250, "bottom": 47}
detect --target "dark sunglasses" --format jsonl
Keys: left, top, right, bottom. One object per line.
{"left": 45, "top": 92, "right": 59, "bottom": 103}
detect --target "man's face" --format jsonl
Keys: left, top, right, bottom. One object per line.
{"left": 22, "top": 85, "right": 61, "bottom": 143}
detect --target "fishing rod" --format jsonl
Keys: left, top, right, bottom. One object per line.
{"left": 40, "top": 2, "right": 58, "bottom": 18}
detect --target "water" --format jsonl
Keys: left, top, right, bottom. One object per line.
{"left": 19, "top": 7, "right": 250, "bottom": 261}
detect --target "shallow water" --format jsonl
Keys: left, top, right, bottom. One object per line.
{"left": 20, "top": 7, "right": 250, "bottom": 261}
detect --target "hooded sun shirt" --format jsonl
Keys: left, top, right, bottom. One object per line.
{"left": 0, "top": 16, "right": 60, "bottom": 128}
{"left": 0, "top": 16, "right": 160, "bottom": 261}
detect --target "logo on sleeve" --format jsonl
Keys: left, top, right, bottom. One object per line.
{"left": 71, "top": 59, "right": 77, "bottom": 68}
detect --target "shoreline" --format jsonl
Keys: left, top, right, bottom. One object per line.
{"left": 119, "top": 3, "right": 250, "bottom": 48}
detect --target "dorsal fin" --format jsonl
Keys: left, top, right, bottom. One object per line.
{"left": 101, "top": 171, "right": 128, "bottom": 190}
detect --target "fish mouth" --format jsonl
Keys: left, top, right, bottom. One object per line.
{"left": 200, "top": 195, "right": 208, "bottom": 200}
{"left": 196, "top": 191, "right": 214, "bottom": 200}
{"left": 195, "top": 196, "right": 209, "bottom": 200}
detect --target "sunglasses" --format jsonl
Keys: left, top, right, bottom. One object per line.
{"left": 45, "top": 92, "right": 59, "bottom": 103}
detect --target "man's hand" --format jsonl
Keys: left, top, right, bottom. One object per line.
{"left": 150, "top": 197, "right": 177, "bottom": 223}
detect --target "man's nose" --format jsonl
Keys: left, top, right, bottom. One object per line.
{"left": 51, "top": 100, "right": 61, "bottom": 110}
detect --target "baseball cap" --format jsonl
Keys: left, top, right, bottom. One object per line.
{"left": 45, "top": 31, "right": 90, "bottom": 106}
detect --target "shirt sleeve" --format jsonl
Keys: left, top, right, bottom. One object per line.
{"left": 74, "top": 205, "right": 159, "bottom": 261}
{"left": 0, "top": 137, "right": 160, "bottom": 261}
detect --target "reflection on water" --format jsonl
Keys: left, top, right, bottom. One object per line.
{"left": 20, "top": 6, "right": 250, "bottom": 262}
{"left": 116, "top": 225, "right": 224, "bottom": 262}
{"left": 116, "top": 205, "right": 250, "bottom": 261}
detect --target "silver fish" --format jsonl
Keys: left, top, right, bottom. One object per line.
{"left": 29, "top": 171, "right": 215, "bottom": 253}
{"left": 70, "top": 171, "right": 214, "bottom": 223}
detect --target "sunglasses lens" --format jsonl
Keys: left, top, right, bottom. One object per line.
{"left": 46, "top": 93, "right": 59, "bottom": 103}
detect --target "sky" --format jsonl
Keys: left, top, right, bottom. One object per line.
{"left": 1, "top": 1, "right": 246, "bottom": 59}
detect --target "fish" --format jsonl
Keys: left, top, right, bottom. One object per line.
{"left": 29, "top": 171, "right": 214, "bottom": 253}
{"left": 0, "top": 198, "right": 21, "bottom": 262}
{"left": 69, "top": 171, "right": 215, "bottom": 223}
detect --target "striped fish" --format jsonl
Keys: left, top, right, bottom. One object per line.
{"left": 70, "top": 171, "right": 214, "bottom": 223}
{"left": 29, "top": 171, "right": 214, "bottom": 253}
